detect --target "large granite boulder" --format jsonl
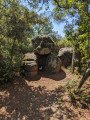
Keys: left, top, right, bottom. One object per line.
{"left": 45, "top": 53, "right": 62, "bottom": 74}
{"left": 21, "top": 53, "right": 38, "bottom": 78}
{"left": 58, "top": 47, "right": 73, "bottom": 67}
{"left": 31, "top": 35, "right": 55, "bottom": 55}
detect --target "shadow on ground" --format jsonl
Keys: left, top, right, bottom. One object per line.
{"left": 26, "top": 69, "right": 66, "bottom": 81}
{"left": 0, "top": 76, "right": 79, "bottom": 120}
{"left": 0, "top": 69, "right": 89, "bottom": 120}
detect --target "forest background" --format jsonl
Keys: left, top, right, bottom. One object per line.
{"left": 0, "top": 0, "right": 90, "bottom": 89}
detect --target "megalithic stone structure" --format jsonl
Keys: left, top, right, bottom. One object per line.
{"left": 21, "top": 35, "right": 62, "bottom": 78}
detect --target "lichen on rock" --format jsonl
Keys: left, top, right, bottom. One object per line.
{"left": 31, "top": 35, "right": 55, "bottom": 55}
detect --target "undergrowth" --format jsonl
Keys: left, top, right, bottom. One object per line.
{"left": 66, "top": 77, "right": 90, "bottom": 103}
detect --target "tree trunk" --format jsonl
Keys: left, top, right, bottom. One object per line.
{"left": 72, "top": 45, "right": 82, "bottom": 73}
{"left": 9, "top": 38, "right": 16, "bottom": 71}
{"left": 72, "top": 47, "right": 75, "bottom": 73}
{"left": 78, "top": 68, "right": 90, "bottom": 89}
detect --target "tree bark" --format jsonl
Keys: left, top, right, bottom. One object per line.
{"left": 72, "top": 47, "right": 75, "bottom": 73}
{"left": 78, "top": 68, "right": 90, "bottom": 89}
{"left": 9, "top": 38, "right": 16, "bottom": 71}
{"left": 72, "top": 45, "right": 82, "bottom": 73}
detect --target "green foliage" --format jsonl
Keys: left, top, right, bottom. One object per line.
{"left": 52, "top": 0, "right": 89, "bottom": 74}
{"left": 0, "top": 0, "right": 54, "bottom": 81}
{"left": 75, "top": 87, "right": 90, "bottom": 103}
{"left": 66, "top": 77, "right": 78, "bottom": 91}
{"left": 57, "top": 38, "right": 72, "bottom": 47}
{"left": 66, "top": 77, "right": 77, "bottom": 99}
{"left": 53, "top": 38, "right": 72, "bottom": 55}
{"left": 67, "top": 66, "right": 72, "bottom": 71}
{"left": 33, "top": 17, "right": 53, "bottom": 35}
{"left": 74, "top": 67, "right": 79, "bottom": 75}
{"left": 66, "top": 77, "right": 90, "bottom": 102}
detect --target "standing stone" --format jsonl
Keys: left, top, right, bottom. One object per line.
{"left": 21, "top": 35, "right": 63, "bottom": 78}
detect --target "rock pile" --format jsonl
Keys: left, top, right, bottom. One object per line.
{"left": 21, "top": 35, "right": 62, "bottom": 78}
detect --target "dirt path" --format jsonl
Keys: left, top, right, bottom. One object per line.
{"left": 0, "top": 68, "right": 90, "bottom": 120}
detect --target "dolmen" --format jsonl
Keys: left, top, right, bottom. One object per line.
{"left": 21, "top": 35, "right": 62, "bottom": 78}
